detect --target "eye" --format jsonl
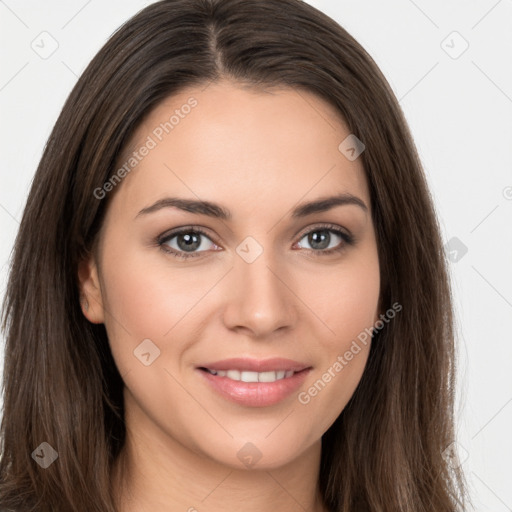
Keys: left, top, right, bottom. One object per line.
{"left": 158, "top": 227, "right": 219, "bottom": 259}
{"left": 294, "top": 225, "right": 354, "bottom": 255}
{"left": 157, "top": 223, "right": 354, "bottom": 260}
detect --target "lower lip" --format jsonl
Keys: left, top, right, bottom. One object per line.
{"left": 197, "top": 368, "right": 311, "bottom": 407}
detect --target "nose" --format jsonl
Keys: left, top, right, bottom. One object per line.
{"left": 221, "top": 249, "right": 298, "bottom": 338}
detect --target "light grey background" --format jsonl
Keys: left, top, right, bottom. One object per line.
{"left": 1, "top": 1, "right": 511, "bottom": 510}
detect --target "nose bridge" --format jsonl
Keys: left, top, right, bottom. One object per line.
{"left": 222, "top": 236, "right": 296, "bottom": 336}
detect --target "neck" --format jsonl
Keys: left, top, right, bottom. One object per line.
{"left": 112, "top": 395, "right": 328, "bottom": 512}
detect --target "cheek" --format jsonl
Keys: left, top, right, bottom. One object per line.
{"left": 297, "top": 282, "right": 376, "bottom": 439}
{"left": 101, "top": 239, "right": 205, "bottom": 329}
{"left": 293, "top": 248, "right": 379, "bottom": 429}
{"left": 298, "top": 345, "right": 370, "bottom": 441}
{"left": 301, "top": 250, "right": 380, "bottom": 347}
{"left": 98, "top": 244, "right": 226, "bottom": 371}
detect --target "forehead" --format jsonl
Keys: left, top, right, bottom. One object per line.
{"left": 110, "top": 80, "right": 370, "bottom": 218}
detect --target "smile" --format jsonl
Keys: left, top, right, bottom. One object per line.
{"left": 196, "top": 358, "right": 312, "bottom": 407}
{"left": 202, "top": 368, "right": 296, "bottom": 382}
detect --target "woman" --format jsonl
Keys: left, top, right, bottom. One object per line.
{"left": 0, "top": 0, "right": 469, "bottom": 510}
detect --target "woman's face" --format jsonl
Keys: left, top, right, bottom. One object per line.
{"left": 81, "top": 80, "right": 380, "bottom": 469}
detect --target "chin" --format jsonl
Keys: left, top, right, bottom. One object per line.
{"left": 194, "top": 430, "right": 318, "bottom": 471}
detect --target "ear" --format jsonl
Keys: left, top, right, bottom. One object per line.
{"left": 78, "top": 255, "right": 105, "bottom": 324}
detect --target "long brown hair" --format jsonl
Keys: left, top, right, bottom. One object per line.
{"left": 0, "top": 0, "right": 468, "bottom": 510}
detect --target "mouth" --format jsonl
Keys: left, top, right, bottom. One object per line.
{"left": 199, "top": 368, "right": 299, "bottom": 382}
{"left": 196, "top": 357, "right": 312, "bottom": 407}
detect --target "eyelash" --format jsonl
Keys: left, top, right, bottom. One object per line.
{"left": 156, "top": 223, "right": 355, "bottom": 260}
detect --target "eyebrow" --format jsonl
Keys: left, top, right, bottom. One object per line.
{"left": 135, "top": 192, "right": 368, "bottom": 220}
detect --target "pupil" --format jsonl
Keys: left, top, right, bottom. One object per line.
{"left": 309, "top": 230, "right": 329, "bottom": 250}
{"left": 178, "top": 232, "right": 200, "bottom": 251}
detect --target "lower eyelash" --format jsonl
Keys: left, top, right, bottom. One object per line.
{"left": 158, "top": 225, "right": 354, "bottom": 260}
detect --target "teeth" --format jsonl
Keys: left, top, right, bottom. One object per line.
{"left": 258, "top": 371, "right": 277, "bottom": 382}
{"left": 241, "top": 371, "right": 259, "bottom": 383}
{"left": 206, "top": 368, "right": 297, "bottom": 382}
{"left": 226, "top": 370, "right": 240, "bottom": 380}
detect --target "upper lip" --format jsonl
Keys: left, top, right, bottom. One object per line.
{"left": 198, "top": 357, "right": 311, "bottom": 373}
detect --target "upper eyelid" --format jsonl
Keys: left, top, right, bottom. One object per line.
{"left": 296, "top": 223, "right": 350, "bottom": 239}
{"left": 158, "top": 225, "right": 216, "bottom": 245}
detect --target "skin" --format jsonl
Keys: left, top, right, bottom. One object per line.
{"left": 79, "top": 80, "right": 381, "bottom": 512}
